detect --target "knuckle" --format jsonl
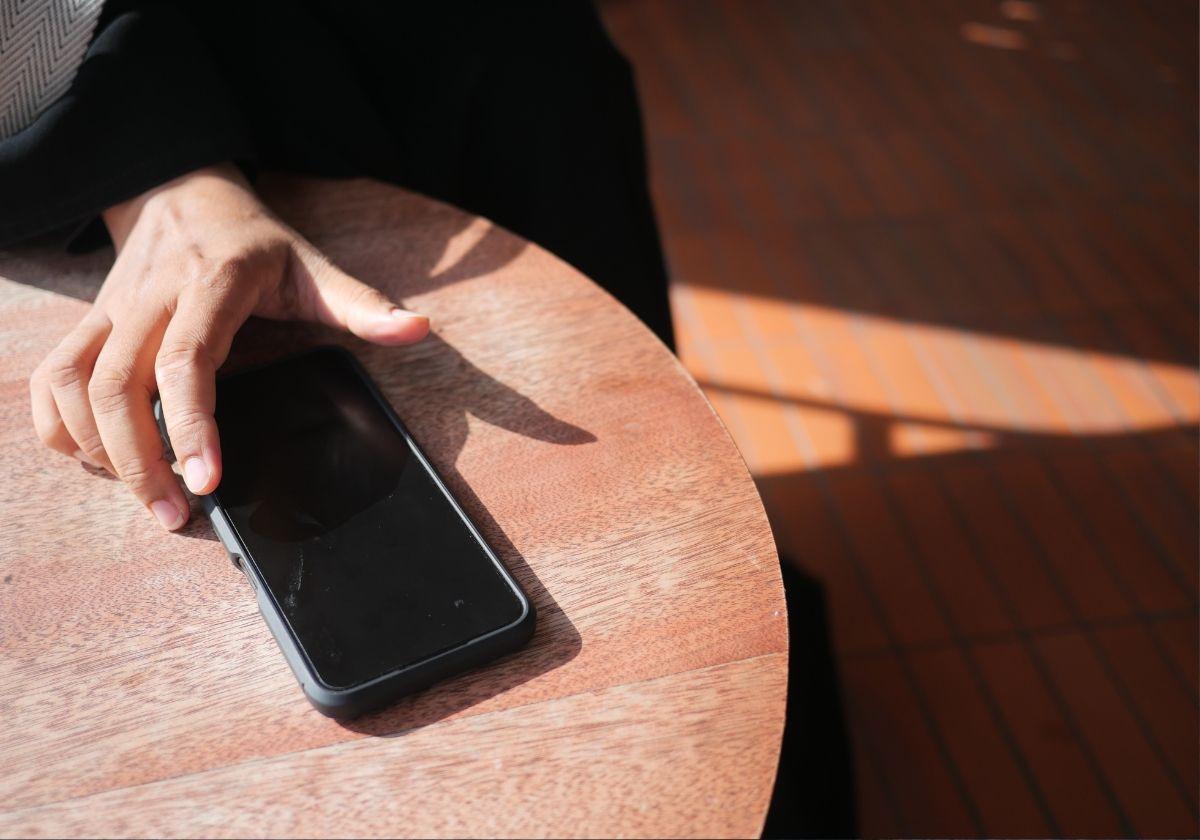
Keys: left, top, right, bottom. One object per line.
{"left": 76, "top": 433, "right": 107, "bottom": 460}
{"left": 155, "top": 343, "right": 203, "bottom": 384}
{"left": 45, "top": 349, "right": 86, "bottom": 391}
{"left": 112, "top": 457, "right": 158, "bottom": 493}
{"left": 211, "top": 253, "right": 253, "bottom": 282}
{"left": 166, "top": 409, "right": 211, "bottom": 441}
{"left": 68, "top": 419, "right": 106, "bottom": 452}
{"left": 87, "top": 368, "right": 133, "bottom": 415}
{"left": 185, "top": 254, "right": 248, "bottom": 296}
{"left": 209, "top": 243, "right": 284, "bottom": 286}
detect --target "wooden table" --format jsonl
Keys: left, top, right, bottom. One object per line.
{"left": 0, "top": 177, "right": 787, "bottom": 838}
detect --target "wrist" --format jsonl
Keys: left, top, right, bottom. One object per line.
{"left": 101, "top": 163, "right": 252, "bottom": 250}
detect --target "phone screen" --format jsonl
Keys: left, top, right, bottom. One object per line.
{"left": 212, "top": 349, "right": 526, "bottom": 690}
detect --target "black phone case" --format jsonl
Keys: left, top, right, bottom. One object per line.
{"left": 153, "top": 346, "right": 536, "bottom": 719}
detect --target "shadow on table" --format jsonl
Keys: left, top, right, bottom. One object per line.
{"left": 172, "top": 327, "right": 592, "bottom": 737}
{"left": 340, "top": 332, "right": 592, "bottom": 737}
{"left": 4, "top": 188, "right": 593, "bottom": 738}
{"left": 340, "top": 509, "right": 582, "bottom": 738}
{"left": 223, "top": 184, "right": 593, "bottom": 738}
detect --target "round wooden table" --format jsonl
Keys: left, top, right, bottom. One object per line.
{"left": 0, "top": 177, "right": 787, "bottom": 839}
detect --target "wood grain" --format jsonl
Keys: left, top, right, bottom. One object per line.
{"left": 0, "top": 655, "right": 787, "bottom": 839}
{"left": 0, "top": 177, "right": 787, "bottom": 838}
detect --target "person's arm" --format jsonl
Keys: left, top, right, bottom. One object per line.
{"left": 29, "top": 164, "right": 429, "bottom": 530}
{"left": 0, "top": 2, "right": 254, "bottom": 247}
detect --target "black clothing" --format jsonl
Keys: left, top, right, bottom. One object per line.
{"left": 0, "top": 1, "right": 674, "bottom": 349}
{"left": 764, "top": 558, "right": 858, "bottom": 838}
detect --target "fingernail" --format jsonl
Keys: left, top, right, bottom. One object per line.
{"left": 150, "top": 499, "right": 184, "bottom": 531}
{"left": 183, "top": 456, "right": 210, "bottom": 493}
{"left": 390, "top": 308, "right": 426, "bottom": 321}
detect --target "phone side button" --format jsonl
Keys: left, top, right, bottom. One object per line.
{"left": 208, "top": 509, "right": 241, "bottom": 567}
{"left": 241, "top": 561, "right": 260, "bottom": 591}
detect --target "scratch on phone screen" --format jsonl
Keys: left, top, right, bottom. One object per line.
{"left": 285, "top": 552, "right": 305, "bottom": 609}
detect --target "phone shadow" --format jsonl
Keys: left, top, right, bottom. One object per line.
{"left": 205, "top": 320, "right": 592, "bottom": 738}
{"left": 180, "top": 479, "right": 583, "bottom": 739}
{"left": 348, "top": 335, "right": 590, "bottom": 736}
{"left": 8, "top": 175, "right": 594, "bottom": 739}
{"left": 218, "top": 182, "right": 596, "bottom": 738}
{"left": 340, "top": 503, "right": 584, "bottom": 739}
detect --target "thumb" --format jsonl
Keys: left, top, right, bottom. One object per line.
{"left": 292, "top": 247, "right": 429, "bottom": 346}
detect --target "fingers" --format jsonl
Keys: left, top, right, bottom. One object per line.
{"left": 155, "top": 271, "right": 257, "bottom": 496}
{"left": 290, "top": 245, "right": 430, "bottom": 345}
{"left": 30, "top": 364, "right": 77, "bottom": 460}
{"left": 30, "top": 311, "right": 114, "bottom": 469}
{"left": 90, "top": 317, "right": 190, "bottom": 531}
{"left": 32, "top": 224, "right": 423, "bottom": 535}
{"left": 45, "top": 312, "right": 114, "bottom": 469}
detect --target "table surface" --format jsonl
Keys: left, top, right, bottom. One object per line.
{"left": 0, "top": 177, "right": 787, "bottom": 839}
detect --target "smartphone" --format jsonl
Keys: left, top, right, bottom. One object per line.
{"left": 154, "top": 346, "right": 535, "bottom": 719}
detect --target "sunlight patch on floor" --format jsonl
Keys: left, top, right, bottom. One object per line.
{"left": 675, "top": 284, "right": 1198, "bottom": 476}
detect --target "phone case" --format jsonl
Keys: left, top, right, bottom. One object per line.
{"left": 153, "top": 346, "right": 536, "bottom": 719}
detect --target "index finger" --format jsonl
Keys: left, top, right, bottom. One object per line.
{"left": 89, "top": 320, "right": 190, "bottom": 531}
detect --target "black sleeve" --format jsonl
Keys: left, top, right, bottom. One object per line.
{"left": 0, "top": 2, "right": 256, "bottom": 248}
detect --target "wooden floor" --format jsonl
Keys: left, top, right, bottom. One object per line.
{"left": 600, "top": 1, "right": 1199, "bottom": 837}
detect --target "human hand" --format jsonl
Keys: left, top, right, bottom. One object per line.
{"left": 29, "top": 164, "right": 429, "bottom": 530}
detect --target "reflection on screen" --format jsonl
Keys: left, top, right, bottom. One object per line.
{"left": 214, "top": 349, "right": 525, "bottom": 689}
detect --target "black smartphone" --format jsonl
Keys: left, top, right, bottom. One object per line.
{"left": 154, "top": 346, "right": 534, "bottom": 719}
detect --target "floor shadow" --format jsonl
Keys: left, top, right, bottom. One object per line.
{"left": 736, "top": 388, "right": 1198, "bottom": 837}
{"left": 604, "top": 0, "right": 1198, "bottom": 367}
{"left": 702, "top": 378, "right": 1200, "bottom": 515}
{"left": 689, "top": 377, "right": 1198, "bottom": 836}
